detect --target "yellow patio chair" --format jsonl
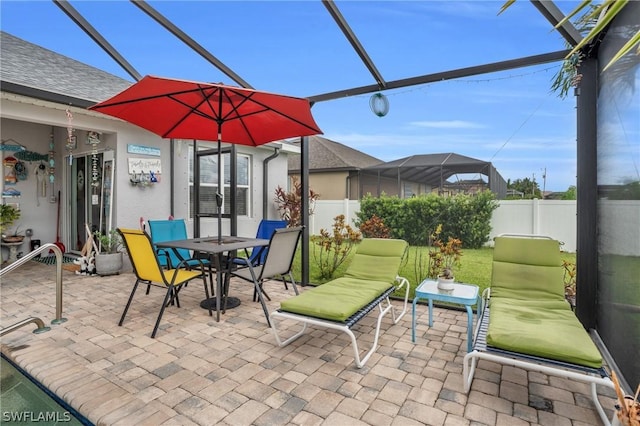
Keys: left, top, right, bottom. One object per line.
{"left": 117, "top": 228, "right": 210, "bottom": 338}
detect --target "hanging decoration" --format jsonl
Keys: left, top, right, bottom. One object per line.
{"left": 3, "top": 156, "right": 18, "bottom": 185}
{"left": 89, "top": 131, "right": 101, "bottom": 189}
{"left": 34, "top": 162, "right": 47, "bottom": 205}
{"left": 65, "top": 108, "right": 76, "bottom": 164}
{"left": 48, "top": 129, "right": 56, "bottom": 203}
{"left": 369, "top": 93, "right": 389, "bottom": 117}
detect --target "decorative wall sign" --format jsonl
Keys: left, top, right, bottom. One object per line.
{"left": 87, "top": 131, "right": 101, "bottom": 145}
{"left": 127, "top": 157, "right": 162, "bottom": 174}
{"left": 127, "top": 144, "right": 161, "bottom": 157}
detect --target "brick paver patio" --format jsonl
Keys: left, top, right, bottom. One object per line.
{"left": 0, "top": 261, "right": 615, "bottom": 425}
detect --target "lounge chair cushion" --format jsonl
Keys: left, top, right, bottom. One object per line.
{"left": 344, "top": 238, "right": 407, "bottom": 283}
{"left": 280, "top": 277, "right": 393, "bottom": 322}
{"left": 487, "top": 298, "right": 603, "bottom": 368}
{"left": 491, "top": 262, "right": 565, "bottom": 300}
{"left": 280, "top": 238, "right": 408, "bottom": 322}
{"left": 491, "top": 237, "right": 565, "bottom": 300}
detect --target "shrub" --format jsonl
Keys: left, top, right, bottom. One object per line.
{"left": 311, "top": 215, "right": 362, "bottom": 279}
{"left": 274, "top": 177, "right": 320, "bottom": 226}
{"left": 355, "top": 191, "right": 497, "bottom": 248}
{"left": 358, "top": 214, "right": 390, "bottom": 238}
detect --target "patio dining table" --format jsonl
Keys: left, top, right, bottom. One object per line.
{"left": 156, "top": 236, "right": 269, "bottom": 322}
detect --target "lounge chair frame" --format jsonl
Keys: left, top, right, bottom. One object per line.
{"left": 270, "top": 275, "right": 409, "bottom": 368}
{"left": 463, "top": 234, "right": 616, "bottom": 425}
{"left": 463, "top": 299, "right": 615, "bottom": 425}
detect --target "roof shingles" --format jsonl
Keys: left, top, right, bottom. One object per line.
{"left": 1, "top": 31, "right": 132, "bottom": 103}
{"left": 288, "top": 135, "right": 382, "bottom": 172}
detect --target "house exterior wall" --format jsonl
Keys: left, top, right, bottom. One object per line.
{"left": 289, "top": 171, "right": 349, "bottom": 200}
{"left": 1, "top": 93, "right": 291, "bottom": 256}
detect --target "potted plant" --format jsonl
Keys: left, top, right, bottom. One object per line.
{"left": 93, "top": 229, "right": 123, "bottom": 276}
{"left": 1, "top": 204, "right": 22, "bottom": 243}
{"left": 427, "top": 224, "right": 463, "bottom": 291}
{"left": 612, "top": 371, "right": 640, "bottom": 426}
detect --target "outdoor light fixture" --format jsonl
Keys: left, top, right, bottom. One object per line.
{"left": 369, "top": 93, "right": 389, "bottom": 117}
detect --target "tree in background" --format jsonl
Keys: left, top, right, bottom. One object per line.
{"left": 507, "top": 177, "right": 542, "bottom": 199}
{"left": 562, "top": 185, "right": 577, "bottom": 200}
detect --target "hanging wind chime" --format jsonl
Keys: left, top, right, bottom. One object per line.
{"left": 65, "top": 108, "right": 75, "bottom": 164}
{"left": 88, "top": 131, "right": 101, "bottom": 205}
{"left": 48, "top": 129, "right": 56, "bottom": 203}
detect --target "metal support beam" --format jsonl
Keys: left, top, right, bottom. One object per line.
{"left": 301, "top": 136, "right": 310, "bottom": 286}
{"left": 322, "top": 0, "right": 386, "bottom": 89}
{"left": 575, "top": 56, "right": 598, "bottom": 329}
{"left": 53, "top": 0, "right": 142, "bottom": 81}
{"left": 530, "top": 0, "right": 583, "bottom": 47}
{"left": 131, "top": 0, "right": 253, "bottom": 88}
{"left": 308, "top": 50, "right": 569, "bottom": 103}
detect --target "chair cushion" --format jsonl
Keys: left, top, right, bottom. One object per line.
{"left": 491, "top": 262, "right": 565, "bottom": 300}
{"left": 493, "top": 237, "right": 562, "bottom": 266}
{"left": 344, "top": 239, "right": 407, "bottom": 283}
{"left": 486, "top": 299, "right": 603, "bottom": 368}
{"left": 491, "top": 237, "right": 565, "bottom": 300}
{"left": 280, "top": 277, "right": 392, "bottom": 322}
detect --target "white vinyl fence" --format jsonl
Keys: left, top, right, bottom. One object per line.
{"left": 310, "top": 199, "right": 578, "bottom": 252}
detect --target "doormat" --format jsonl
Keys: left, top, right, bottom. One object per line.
{"left": 32, "top": 254, "right": 78, "bottom": 265}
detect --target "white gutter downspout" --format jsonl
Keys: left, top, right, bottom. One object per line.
{"left": 262, "top": 148, "right": 281, "bottom": 219}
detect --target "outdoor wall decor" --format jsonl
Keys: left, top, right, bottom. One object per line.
{"left": 48, "top": 129, "right": 56, "bottom": 203}
{"left": 65, "top": 108, "right": 76, "bottom": 163}
{"left": 127, "top": 144, "right": 161, "bottom": 157}
{"left": 0, "top": 138, "right": 26, "bottom": 152}
{"left": 89, "top": 131, "right": 101, "bottom": 190}
{"left": 127, "top": 157, "right": 161, "bottom": 187}
{"left": 87, "top": 131, "right": 101, "bottom": 145}
{"left": 3, "top": 156, "right": 18, "bottom": 185}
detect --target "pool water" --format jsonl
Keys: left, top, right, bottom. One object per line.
{"left": 0, "top": 354, "right": 93, "bottom": 425}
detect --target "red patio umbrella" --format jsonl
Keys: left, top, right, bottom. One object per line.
{"left": 89, "top": 75, "right": 322, "bottom": 241}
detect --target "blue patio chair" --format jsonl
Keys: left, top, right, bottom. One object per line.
{"left": 231, "top": 219, "right": 287, "bottom": 268}
{"left": 148, "top": 219, "right": 211, "bottom": 270}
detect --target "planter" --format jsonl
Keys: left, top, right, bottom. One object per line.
{"left": 2, "top": 235, "right": 24, "bottom": 243}
{"left": 95, "top": 252, "right": 123, "bottom": 276}
{"left": 612, "top": 395, "right": 640, "bottom": 426}
{"left": 437, "top": 276, "right": 455, "bottom": 291}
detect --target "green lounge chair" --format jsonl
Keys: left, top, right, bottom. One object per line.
{"left": 269, "top": 238, "right": 409, "bottom": 368}
{"left": 463, "top": 235, "right": 615, "bottom": 425}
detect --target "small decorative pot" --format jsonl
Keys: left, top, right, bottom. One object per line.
{"left": 437, "top": 276, "right": 455, "bottom": 291}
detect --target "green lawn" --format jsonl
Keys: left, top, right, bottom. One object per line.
{"left": 291, "top": 243, "right": 576, "bottom": 300}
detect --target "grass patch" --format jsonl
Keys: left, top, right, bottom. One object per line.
{"left": 291, "top": 243, "right": 576, "bottom": 300}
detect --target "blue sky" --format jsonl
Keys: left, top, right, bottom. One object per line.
{"left": 1, "top": 1, "right": 583, "bottom": 192}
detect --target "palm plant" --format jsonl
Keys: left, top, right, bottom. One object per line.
{"left": 500, "top": 1, "right": 639, "bottom": 78}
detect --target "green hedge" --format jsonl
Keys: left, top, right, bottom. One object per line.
{"left": 354, "top": 191, "right": 498, "bottom": 248}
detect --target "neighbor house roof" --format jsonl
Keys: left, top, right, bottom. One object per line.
{"left": 0, "top": 31, "right": 132, "bottom": 107}
{"left": 287, "top": 135, "right": 383, "bottom": 173}
{"left": 362, "top": 153, "right": 508, "bottom": 198}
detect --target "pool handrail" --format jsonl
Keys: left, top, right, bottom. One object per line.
{"left": 0, "top": 243, "right": 67, "bottom": 324}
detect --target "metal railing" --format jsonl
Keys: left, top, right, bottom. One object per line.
{"left": 0, "top": 243, "right": 67, "bottom": 328}
{"left": 0, "top": 317, "right": 50, "bottom": 336}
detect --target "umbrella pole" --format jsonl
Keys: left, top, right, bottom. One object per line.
{"left": 216, "top": 137, "right": 223, "bottom": 244}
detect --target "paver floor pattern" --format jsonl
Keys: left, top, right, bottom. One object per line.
{"left": 0, "top": 261, "right": 615, "bottom": 425}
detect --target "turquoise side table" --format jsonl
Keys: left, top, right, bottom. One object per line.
{"left": 412, "top": 279, "right": 479, "bottom": 352}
